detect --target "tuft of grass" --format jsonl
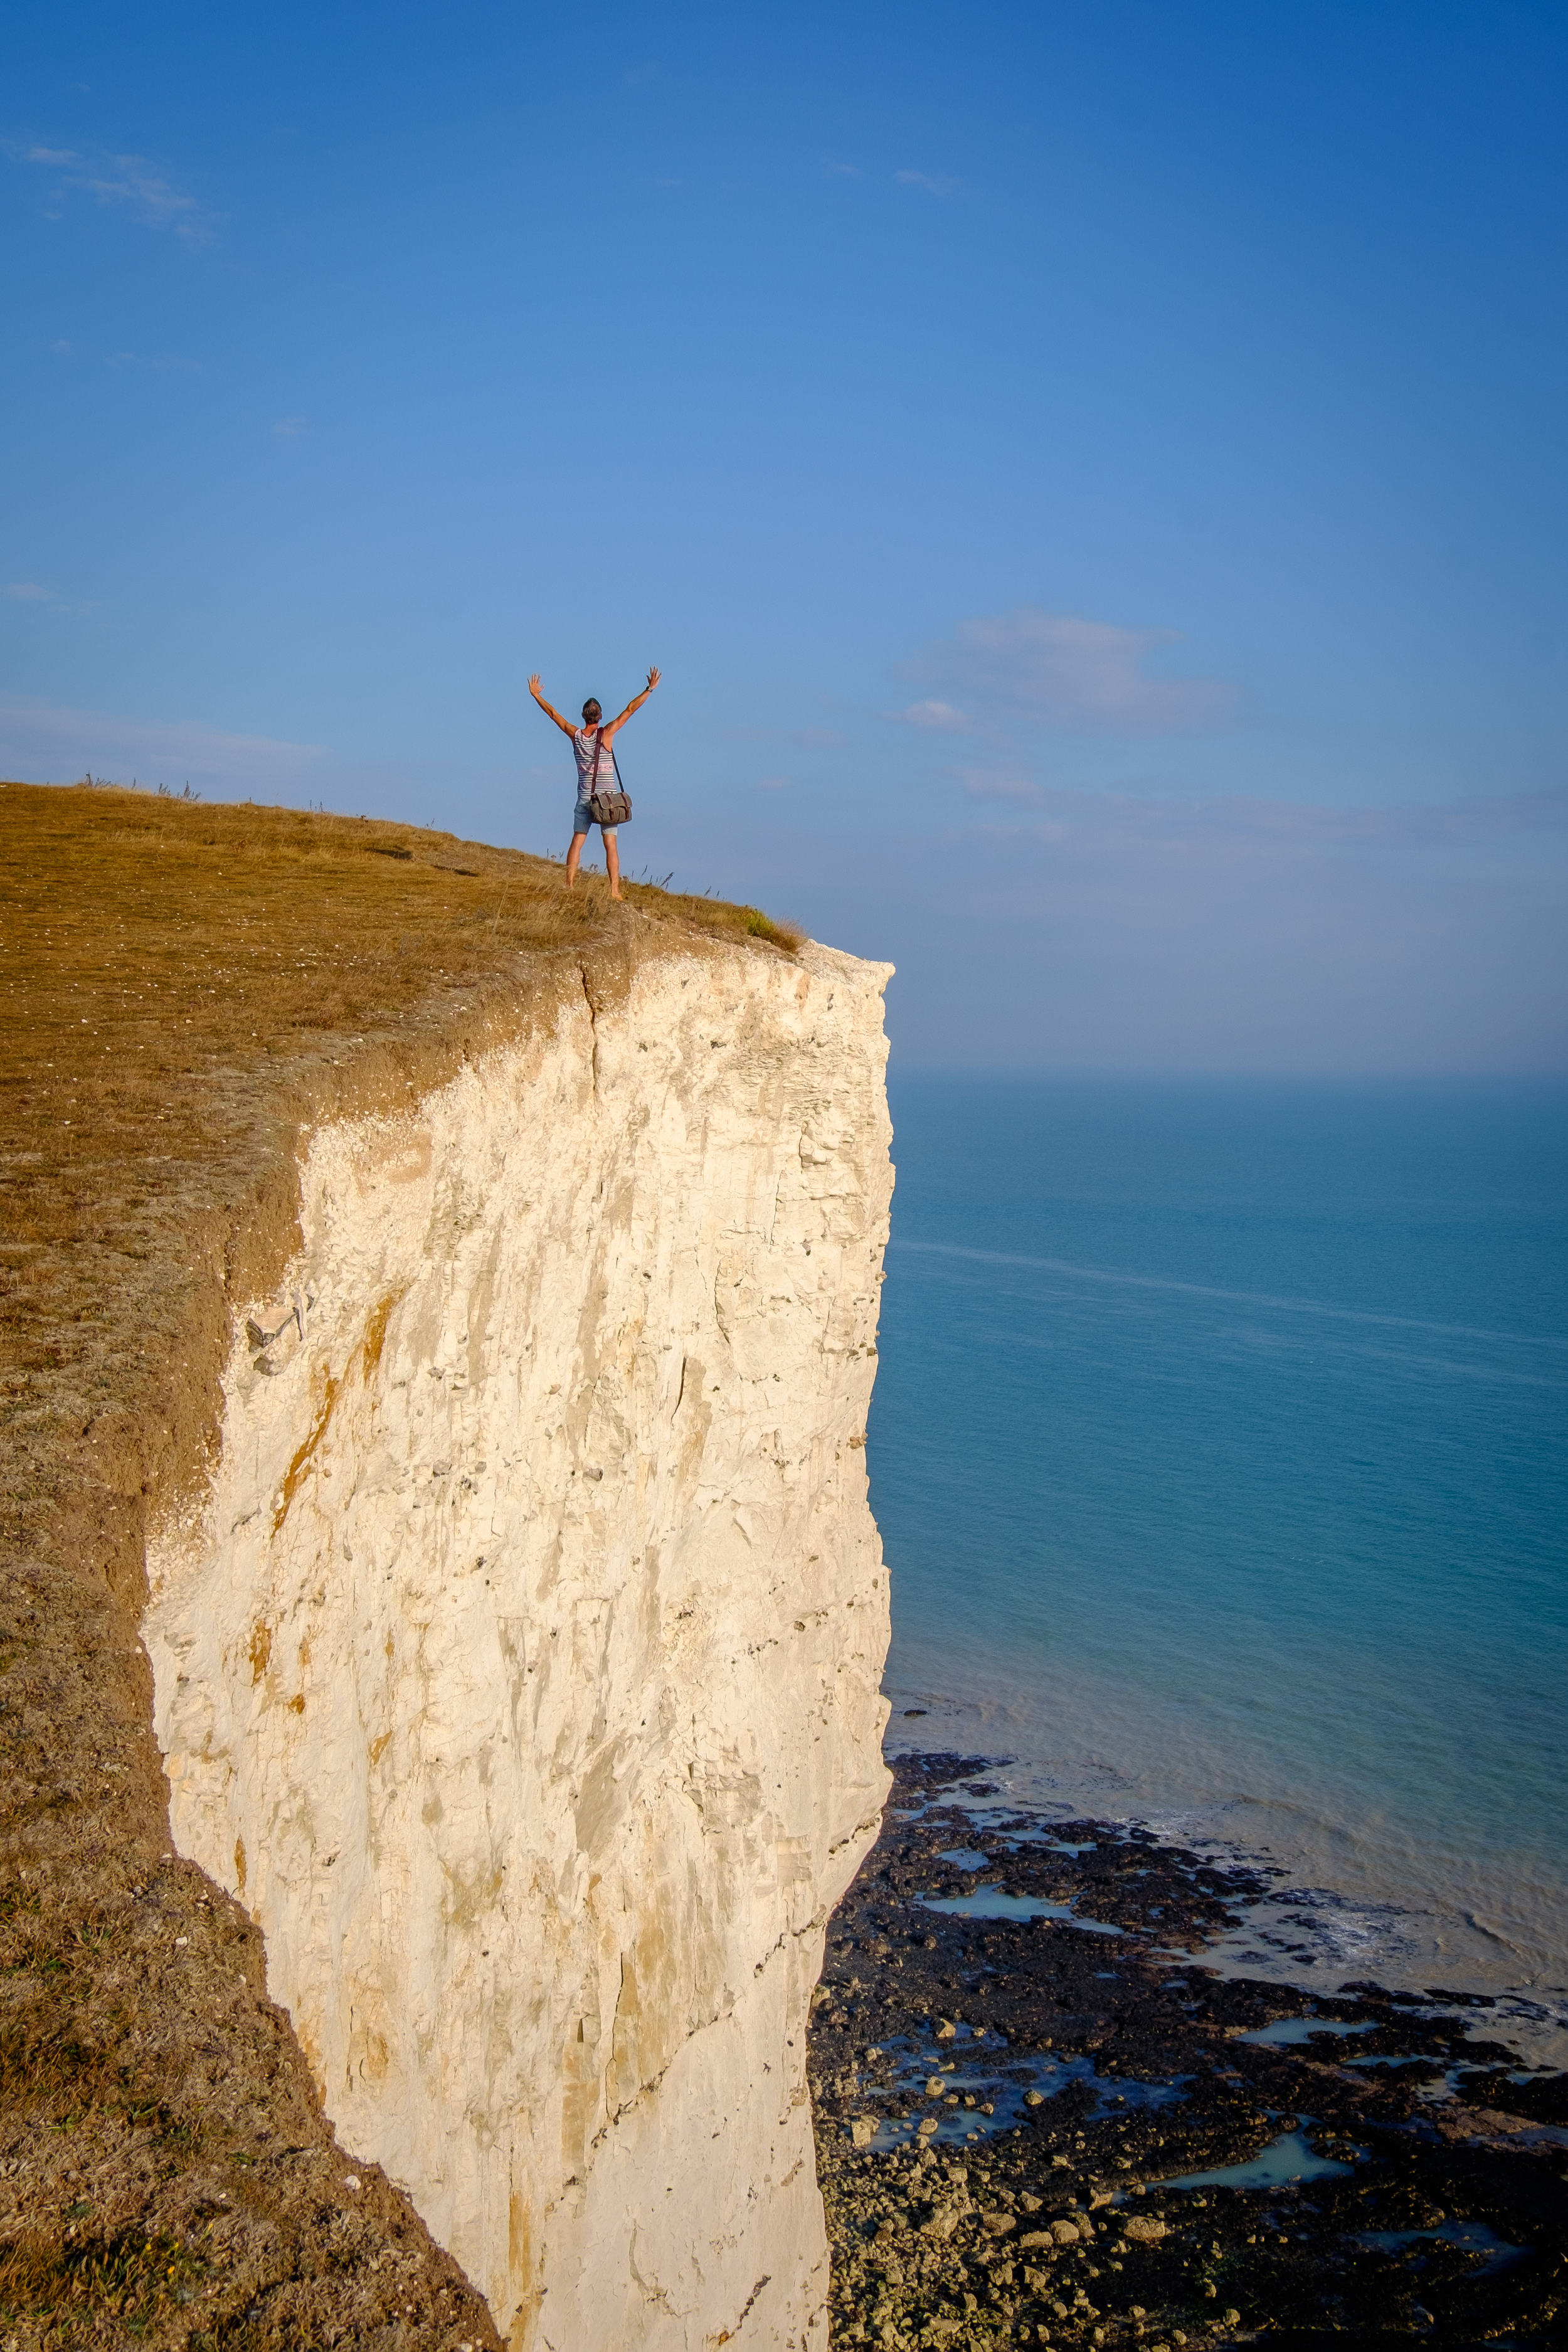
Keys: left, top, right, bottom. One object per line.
{"left": 742, "top": 906, "right": 806, "bottom": 950}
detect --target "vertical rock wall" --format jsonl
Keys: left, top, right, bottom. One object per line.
{"left": 144, "top": 939, "right": 894, "bottom": 2349}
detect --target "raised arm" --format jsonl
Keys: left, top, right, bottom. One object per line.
{"left": 527, "top": 674, "right": 578, "bottom": 736}
{"left": 602, "top": 666, "right": 662, "bottom": 740}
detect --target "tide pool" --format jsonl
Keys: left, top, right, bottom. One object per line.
{"left": 870, "top": 1076, "right": 1568, "bottom": 2031}
{"left": 1162, "top": 2128, "right": 1355, "bottom": 2191}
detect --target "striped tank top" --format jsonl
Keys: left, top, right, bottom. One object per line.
{"left": 572, "top": 727, "right": 619, "bottom": 799}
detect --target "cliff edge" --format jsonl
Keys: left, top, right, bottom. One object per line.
{"left": 0, "top": 783, "right": 893, "bottom": 2350}
{"left": 149, "top": 938, "right": 894, "bottom": 2347}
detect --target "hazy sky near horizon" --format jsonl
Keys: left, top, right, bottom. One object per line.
{"left": 4, "top": 1, "right": 1565, "bottom": 1070}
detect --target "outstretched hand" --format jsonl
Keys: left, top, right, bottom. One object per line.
{"left": 606, "top": 666, "right": 662, "bottom": 735}
{"left": 528, "top": 674, "right": 576, "bottom": 736}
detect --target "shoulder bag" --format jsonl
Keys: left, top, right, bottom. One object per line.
{"left": 587, "top": 729, "right": 632, "bottom": 828}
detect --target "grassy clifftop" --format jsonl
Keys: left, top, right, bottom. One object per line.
{"left": 2, "top": 781, "right": 798, "bottom": 1529}
{"left": 0, "top": 779, "right": 800, "bottom": 2348}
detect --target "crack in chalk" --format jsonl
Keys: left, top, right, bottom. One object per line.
{"left": 709, "top": 2274, "right": 771, "bottom": 2346}
{"left": 827, "top": 1807, "right": 888, "bottom": 1860}
{"left": 578, "top": 961, "right": 601, "bottom": 1094}
{"left": 589, "top": 2055, "right": 677, "bottom": 2149}
{"left": 586, "top": 1887, "right": 847, "bottom": 2150}
{"left": 590, "top": 1979, "right": 746, "bottom": 2147}
{"left": 751, "top": 1910, "right": 830, "bottom": 1979}
{"left": 627, "top": 2228, "right": 679, "bottom": 2319}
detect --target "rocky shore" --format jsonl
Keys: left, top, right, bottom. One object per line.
{"left": 810, "top": 1753, "right": 1567, "bottom": 2348}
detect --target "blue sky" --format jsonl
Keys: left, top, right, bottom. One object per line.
{"left": 4, "top": 0, "right": 1565, "bottom": 1069}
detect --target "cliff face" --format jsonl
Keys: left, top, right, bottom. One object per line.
{"left": 144, "top": 938, "right": 894, "bottom": 2350}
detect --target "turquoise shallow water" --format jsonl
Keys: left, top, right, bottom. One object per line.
{"left": 870, "top": 1077, "right": 1568, "bottom": 2030}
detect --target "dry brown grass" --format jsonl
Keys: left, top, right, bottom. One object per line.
{"left": 1, "top": 780, "right": 798, "bottom": 1512}
{"left": 0, "top": 778, "right": 803, "bottom": 2346}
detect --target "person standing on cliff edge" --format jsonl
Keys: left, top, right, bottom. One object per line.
{"left": 528, "top": 667, "right": 661, "bottom": 901}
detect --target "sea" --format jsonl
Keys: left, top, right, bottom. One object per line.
{"left": 869, "top": 1074, "right": 1568, "bottom": 2063}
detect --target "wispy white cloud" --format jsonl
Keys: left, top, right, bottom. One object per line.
{"left": 966, "top": 781, "right": 1568, "bottom": 861}
{"left": 772, "top": 782, "right": 1568, "bottom": 1071}
{"left": 901, "top": 605, "right": 1234, "bottom": 736}
{"left": 3, "top": 580, "right": 94, "bottom": 615}
{"left": 270, "top": 418, "right": 308, "bottom": 438}
{"left": 895, "top": 169, "right": 961, "bottom": 198}
{"left": 7, "top": 138, "right": 215, "bottom": 245}
{"left": 822, "top": 159, "right": 862, "bottom": 179}
{"left": 0, "top": 691, "right": 326, "bottom": 790}
{"left": 755, "top": 775, "right": 789, "bottom": 790}
{"left": 890, "top": 697, "right": 970, "bottom": 732}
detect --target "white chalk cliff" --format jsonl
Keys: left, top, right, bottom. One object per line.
{"left": 145, "top": 936, "right": 894, "bottom": 2350}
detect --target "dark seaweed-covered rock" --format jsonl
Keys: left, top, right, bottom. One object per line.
{"left": 811, "top": 1754, "right": 1568, "bottom": 2348}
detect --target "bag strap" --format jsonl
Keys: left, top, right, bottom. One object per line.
{"left": 590, "top": 728, "right": 603, "bottom": 791}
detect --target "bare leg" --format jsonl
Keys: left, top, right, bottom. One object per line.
{"left": 604, "top": 828, "right": 622, "bottom": 901}
{"left": 565, "top": 831, "right": 586, "bottom": 885}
